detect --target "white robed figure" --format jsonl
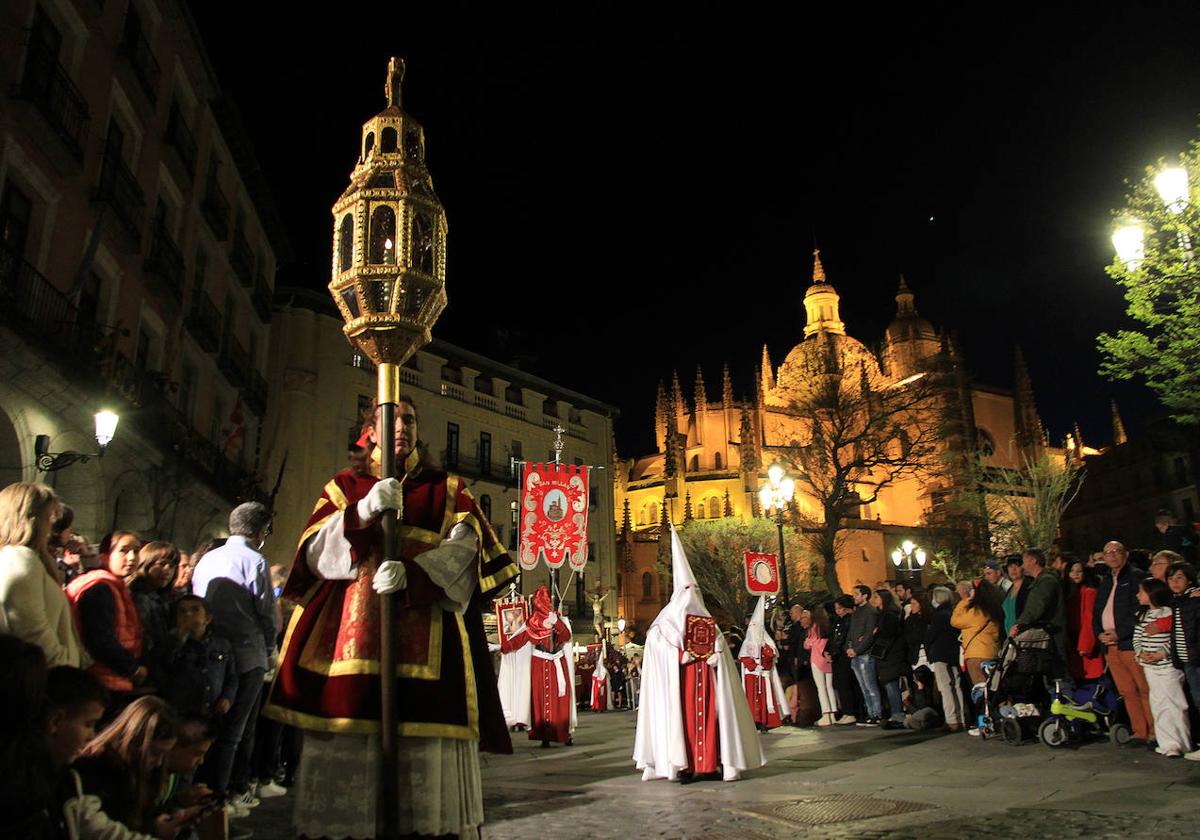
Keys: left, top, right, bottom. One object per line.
{"left": 591, "top": 639, "right": 615, "bottom": 711}
{"left": 737, "top": 595, "right": 791, "bottom": 730}
{"left": 632, "top": 525, "right": 764, "bottom": 782}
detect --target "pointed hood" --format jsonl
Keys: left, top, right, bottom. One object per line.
{"left": 650, "top": 525, "right": 710, "bottom": 649}
{"left": 670, "top": 525, "right": 697, "bottom": 595}
{"left": 737, "top": 595, "right": 777, "bottom": 661}
{"left": 594, "top": 639, "right": 608, "bottom": 679}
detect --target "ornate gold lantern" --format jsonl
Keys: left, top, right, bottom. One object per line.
{"left": 327, "top": 58, "right": 447, "bottom": 836}
{"left": 329, "top": 56, "right": 447, "bottom": 367}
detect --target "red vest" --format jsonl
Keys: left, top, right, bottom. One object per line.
{"left": 65, "top": 570, "right": 144, "bottom": 691}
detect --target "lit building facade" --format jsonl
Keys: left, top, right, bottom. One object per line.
{"left": 0, "top": 0, "right": 286, "bottom": 545}
{"left": 615, "top": 252, "right": 1047, "bottom": 629}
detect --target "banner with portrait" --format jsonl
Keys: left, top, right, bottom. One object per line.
{"left": 744, "top": 551, "right": 780, "bottom": 595}
{"left": 494, "top": 598, "right": 528, "bottom": 646}
{"left": 519, "top": 463, "right": 589, "bottom": 571}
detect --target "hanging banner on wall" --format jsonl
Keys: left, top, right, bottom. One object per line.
{"left": 519, "top": 463, "right": 589, "bottom": 571}
{"left": 744, "top": 551, "right": 780, "bottom": 595}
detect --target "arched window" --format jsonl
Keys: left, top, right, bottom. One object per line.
{"left": 364, "top": 132, "right": 375, "bottom": 157}
{"left": 709, "top": 497, "right": 720, "bottom": 519}
{"left": 480, "top": 494, "right": 492, "bottom": 521}
{"left": 714, "top": 451, "right": 723, "bottom": 469}
{"left": 642, "top": 572, "right": 653, "bottom": 599}
{"left": 689, "top": 454, "right": 699, "bottom": 471}
{"left": 338, "top": 214, "right": 354, "bottom": 272}
{"left": 650, "top": 502, "right": 659, "bottom": 524}
{"left": 695, "top": 503, "right": 705, "bottom": 519}
{"left": 381, "top": 127, "right": 398, "bottom": 153}
{"left": 368, "top": 205, "right": 396, "bottom": 264}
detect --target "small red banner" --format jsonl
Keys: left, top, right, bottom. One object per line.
{"left": 519, "top": 463, "right": 590, "bottom": 571}
{"left": 494, "top": 599, "right": 528, "bottom": 646}
{"left": 744, "top": 551, "right": 780, "bottom": 595}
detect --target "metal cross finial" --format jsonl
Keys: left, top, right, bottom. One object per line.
{"left": 386, "top": 56, "right": 405, "bottom": 108}
{"left": 552, "top": 424, "right": 565, "bottom": 465}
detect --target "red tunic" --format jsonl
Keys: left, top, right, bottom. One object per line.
{"left": 501, "top": 622, "right": 573, "bottom": 743}
{"left": 739, "top": 655, "right": 783, "bottom": 729}
{"left": 680, "top": 653, "right": 719, "bottom": 774}
{"left": 591, "top": 675, "right": 608, "bottom": 711}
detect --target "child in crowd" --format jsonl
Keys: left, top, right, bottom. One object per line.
{"left": 164, "top": 595, "right": 238, "bottom": 720}
{"left": 1134, "top": 578, "right": 1192, "bottom": 757}
{"left": 73, "top": 695, "right": 198, "bottom": 837}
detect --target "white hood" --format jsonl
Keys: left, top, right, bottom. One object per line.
{"left": 737, "top": 595, "right": 778, "bottom": 662}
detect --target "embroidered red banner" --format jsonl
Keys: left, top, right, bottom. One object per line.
{"left": 684, "top": 614, "right": 717, "bottom": 659}
{"left": 519, "top": 463, "right": 589, "bottom": 571}
{"left": 744, "top": 551, "right": 780, "bottom": 595}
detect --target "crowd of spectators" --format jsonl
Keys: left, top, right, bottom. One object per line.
{"left": 776, "top": 512, "right": 1200, "bottom": 757}
{"left": 0, "top": 481, "right": 296, "bottom": 839}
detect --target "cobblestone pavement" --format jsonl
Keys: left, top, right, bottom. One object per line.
{"left": 243, "top": 710, "right": 1200, "bottom": 838}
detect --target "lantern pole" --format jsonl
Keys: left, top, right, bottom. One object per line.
{"left": 377, "top": 362, "right": 400, "bottom": 839}
{"left": 549, "top": 424, "right": 565, "bottom": 610}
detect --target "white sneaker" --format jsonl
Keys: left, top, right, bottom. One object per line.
{"left": 816, "top": 714, "right": 833, "bottom": 727}
{"left": 257, "top": 781, "right": 287, "bottom": 798}
{"left": 226, "top": 801, "right": 251, "bottom": 819}
{"left": 1185, "top": 749, "right": 1200, "bottom": 761}
{"left": 232, "top": 791, "right": 261, "bottom": 809}
{"left": 968, "top": 727, "right": 981, "bottom": 737}
{"left": 834, "top": 715, "right": 856, "bottom": 725}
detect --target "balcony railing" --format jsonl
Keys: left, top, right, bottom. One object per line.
{"left": 118, "top": 26, "right": 160, "bottom": 103}
{"left": 185, "top": 291, "right": 220, "bottom": 352}
{"left": 16, "top": 38, "right": 89, "bottom": 161}
{"left": 164, "top": 103, "right": 197, "bottom": 179}
{"left": 95, "top": 142, "right": 144, "bottom": 243}
{"left": 218, "top": 336, "right": 249, "bottom": 388}
{"left": 0, "top": 242, "right": 259, "bottom": 504}
{"left": 243, "top": 368, "right": 268, "bottom": 416}
{"left": 230, "top": 232, "right": 254, "bottom": 288}
{"left": 143, "top": 223, "right": 184, "bottom": 299}
{"left": 200, "top": 180, "right": 230, "bottom": 241}
{"left": 251, "top": 273, "right": 271, "bottom": 323}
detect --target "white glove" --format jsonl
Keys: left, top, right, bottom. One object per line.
{"left": 372, "top": 560, "right": 407, "bottom": 594}
{"left": 680, "top": 651, "right": 695, "bottom": 664}
{"left": 357, "top": 478, "right": 403, "bottom": 522}
{"left": 706, "top": 652, "right": 721, "bottom": 667}
{"left": 545, "top": 612, "right": 558, "bottom": 627}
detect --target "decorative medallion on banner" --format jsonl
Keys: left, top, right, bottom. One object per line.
{"left": 744, "top": 551, "right": 780, "bottom": 595}
{"left": 519, "top": 463, "right": 589, "bottom": 571}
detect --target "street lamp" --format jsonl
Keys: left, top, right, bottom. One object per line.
{"left": 890, "top": 539, "right": 927, "bottom": 581}
{"left": 1112, "top": 222, "right": 1145, "bottom": 271}
{"left": 35, "top": 410, "right": 120, "bottom": 472}
{"left": 1155, "top": 166, "right": 1189, "bottom": 214}
{"left": 759, "top": 461, "right": 795, "bottom": 605}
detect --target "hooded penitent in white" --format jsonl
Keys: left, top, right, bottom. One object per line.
{"left": 632, "top": 526, "right": 764, "bottom": 781}
{"left": 591, "top": 639, "right": 614, "bottom": 710}
{"left": 737, "top": 595, "right": 791, "bottom": 721}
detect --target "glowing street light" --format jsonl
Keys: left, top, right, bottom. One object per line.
{"left": 759, "top": 461, "right": 796, "bottom": 605}
{"left": 1155, "top": 166, "right": 1189, "bottom": 214}
{"left": 891, "top": 540, "right": 927, "bottom": 580}
{"left": 1112, "top": 222, "right": 1145, "bottom": 270}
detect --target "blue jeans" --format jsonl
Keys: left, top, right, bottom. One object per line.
{"left": 851, "top": 655, "right": 883, "bottom": 720}
{"left": 882, "top": 678, "right": 904, "bottom": 721}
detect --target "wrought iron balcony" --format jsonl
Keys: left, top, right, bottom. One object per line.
{"left": 15, "top": 38, "right": 89, "bottom": 163}
{"left": 0, "top": 242, "right": 94, "bottom": 357}
{"left": 218, "top": 335, "right": 249, "bottom": 388}
{"left": 230, "top": 232, "right": 254, "bottom": 288}
{"left": 164, "top": 102, "right": 197, "bottom": 179}
{"left": 200, "top": 180, "right": 230, "bottom": 241}
{"left": 185, "top": 291, "right": 221, "bottom": 352}
{"left": 118, "top": 26, "right": 160, "bottom": 104}
{"left": 143, "top": 223, "right": 184, "bottom": 299}
{"left": 95, "top": 141, "right": 145, "bottom": 245}
{"left": 251, "top": 273, "right": 272, "bottom": 323}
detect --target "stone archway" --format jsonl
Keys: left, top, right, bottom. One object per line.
{"left": 0, "top": 406, "right": 22, "bottom": 488}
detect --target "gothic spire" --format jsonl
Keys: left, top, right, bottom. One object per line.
{"left": 760, "top": 344, "right": 775, "bottom": 392}
{"left": 1111, "top": 398, "right": 1128, "bottom": 446}
{"left": 722, "top": 362, "right": 734, "bottom": 411}
{"left": 672, "top": 370, "right": 686, "bottom": 420}
{"left": 694, "top": 365, "right": 707, "bottom": 413}
{"left": 1013, "top": 346, "right": 1046, "bottom": 457}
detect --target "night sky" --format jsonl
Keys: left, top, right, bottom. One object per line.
{"left": 190, "top": 4, "right": 1200, "bottom": 455}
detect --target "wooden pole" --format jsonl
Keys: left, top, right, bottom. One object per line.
{"left": 377, "top": 363, "right": 400, "bottom": 839}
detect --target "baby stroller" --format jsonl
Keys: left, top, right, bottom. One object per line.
{"left": 1037, "top": 674, "right": 1131, "bottom": 748}
{"left": 977, "top": 627, "right": 1055, "bottom": 745}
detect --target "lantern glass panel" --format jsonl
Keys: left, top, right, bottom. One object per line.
{"left": 369, "top": 205, "right": 397, "bottom": 264}
{"left": 340, "top": 285, "right": 361, "bottom": 319}
{"left": 412, "top": 212, "right": 434, "bottom": 274}
{"left": 367, "top": 278, "right": 394, "bottom": 314}
{"left": 338, "top": 214, "right": 354, "bottom": 272}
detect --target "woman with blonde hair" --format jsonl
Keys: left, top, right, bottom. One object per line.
{"left": 0, "top": 481, "right": 85, "bottom": 666}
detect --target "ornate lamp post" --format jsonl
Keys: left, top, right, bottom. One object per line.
{"left": 758, "top": 462, "right": 795, "bottom": 605}
{"left": 328, "top": 57, "right": 448, "bottom": 838}
{"left": 35, "top": 410, "right": 119, "bottom": 471}
{"left": 890, "top": 539, "right": 927, "bottom": 581}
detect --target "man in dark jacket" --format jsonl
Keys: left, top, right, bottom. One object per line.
{"left": 830, "top": 596, "right": 861, "bottom": 723}
{"left": 1011, "top": 548, "right": 1070, "bottom": 689}
{"left": 845, "top": 585, "right": 882, "bottom": 724}
{"left": 1093, "top": 541, "right": 1153, "bottom": 745}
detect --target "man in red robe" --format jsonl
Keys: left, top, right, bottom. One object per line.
{"left": 263, "top": 397, "right": 518, "bottom": 838}
{"left": 499, "top": 585, "right": 574, "bottom": 746}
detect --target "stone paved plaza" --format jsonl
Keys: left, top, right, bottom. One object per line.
{"left": 245, "top": 710, "right": 1200, "bottom": 838}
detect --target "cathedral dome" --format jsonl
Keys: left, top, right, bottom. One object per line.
{"left": 774, "top": 330, "right": 883, "bottom": 395}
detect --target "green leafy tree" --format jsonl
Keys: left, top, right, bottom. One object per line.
{"left": 1099, "top": 145, "right": 1200, "bottom": 423}
{"left": 660, "top": 518, "right": 811, "bottom": 632}
{"left": 984, "top": 451, "right": 1084, "bottom": 556}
